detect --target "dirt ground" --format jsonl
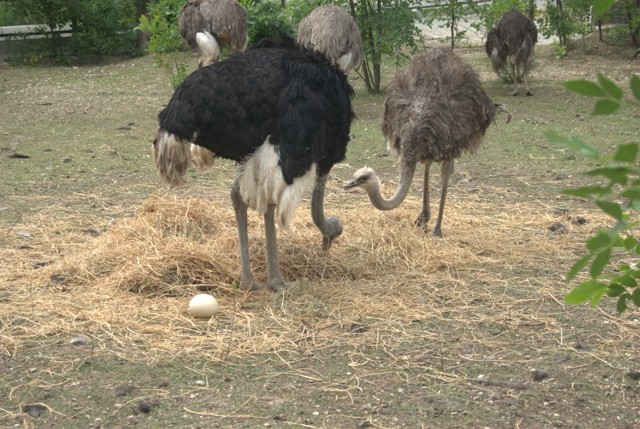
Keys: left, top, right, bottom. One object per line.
{"left": 1, "top": 31, "right": 639, "bottom": 429}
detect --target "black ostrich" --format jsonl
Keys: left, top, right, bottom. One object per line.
{"left": 485, "top": 9, "right": 538, "bottom": 96}
{"left": 153, "top": 40, "right": 355, "bottom": 290}
{"left": 344, "top": 47, "right": 509, "bottom": 237}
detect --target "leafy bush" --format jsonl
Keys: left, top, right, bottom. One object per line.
{"left": 341, "top": 0, "right": 424, "bottom": 93}
{"left": 421, "top": 0, "right": 481, "bottom": 49}
{"left": 537, "top": 0, "right": 593, "bottom": 47}
{"left": 547, "top": 74, "right": 640, "bottom": 312}
{"left": 241, "top": 0, "right": 295, "bottom": 44}
{"left": 137, "top": 0, "right": 189, "bottom": 88}
{"left": 474, "top": 0, "right": 530, "bottom": 31}
{"left": 8, "top": 0, "right": 139, "bottom": 61}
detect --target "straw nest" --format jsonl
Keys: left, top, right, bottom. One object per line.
{"left": 1, "top": 185, "right": 630, "bottom": 366}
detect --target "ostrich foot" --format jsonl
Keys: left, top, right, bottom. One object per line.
{"left": 414, "top": 212, "right": 430, "bottom": 232}
{"left": 322, "top": 216, "right": 343, "bottom": 251}
{"left": 512, "top": 91, "right": 519, "bottom": 96}
{"left": 267, "top": 278, "right": 289, "bottom": 291}
{"left": 526, "top": 91, "right": 533, "bottom": 96}
{"left": 432, "top": 227, "right": 444, "bottom": 238}
{"left": 239, "top": 277, "right": 263, "bottom": 292}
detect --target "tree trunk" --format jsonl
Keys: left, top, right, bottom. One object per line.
{"left": 598, "top": 20, "right": 603, "bottom": 42}
{"left": 528, "top": 0, "right": 535, "bottom": 20}
{"left": 450, "top": 1, "right": 455, "bottom": 50}
{"left": 135, "top": 0, "right": 148, "bottom": 50}
{"left": 556, "top": 0, "right": 566, "bottom": 46}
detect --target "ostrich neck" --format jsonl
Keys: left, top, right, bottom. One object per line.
{"left": 367, "top": 161, "right": 416, "bottom": 211}
{"left": 311, "top": 174, "right": 330, "bottom": 233}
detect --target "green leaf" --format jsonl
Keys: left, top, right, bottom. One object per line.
{"left": 617, "top": 274, "right": 637, "bottom": 288}
{"left": 561, "top": 186, "right": 609, "bottom": 198}
{"left": 565, "top": 280, "right": 607, "bottom": 304}
{"left": 593, "top": 0, "right": 616, "bottom": 20}
{"left": 613, "top": 144, "right": 639, "bottom": 163}
{"left": 592, "top": 99, "right": 620, "bottom": 115}
{"left": 633, "top": 288, "right": 640, "bottom": 307}
{"left": 621, "top": 188, "right": 640, "bottom": 200}
{"left": 544, "top": 131, "right": 598, "bottom": 158}
{"left": 590, "top": 285, "right": 607, "bottom": 307}
{"left": 595, "top": 200, "right": 624, "bottom": 220}
{"left": 623, "top": 235, "right": 638, "bottom": 250}
{"left": 586, "top": 232, "right": 612, "bottom": 251}
{"left": 597, "top": 74, "right": 624, "bottom": 100}
{"left": 617, "top": 294, "right": 628, "bottom": 313}
{"left": 564, "top": 80, "right": 606, "bottom": 97}
{"left": 590, "top": 248, "right": 611, "bottom": 278}
{"left": 567, "top": 254, "right": 591, "bottom": 282}
{"left": 585, "top": 166, "right": 629, "bottom": 184}
{"left": 631, "top": 75, "right": 640, "bottom": 102}
{"left": 606, "top": 283, "right": 626, "bottom": 297}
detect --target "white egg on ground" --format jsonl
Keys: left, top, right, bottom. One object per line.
{"left": 188, "top": 294, "right": 219, "bottom": 318}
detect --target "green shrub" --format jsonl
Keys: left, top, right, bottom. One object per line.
{"left": 137, "top": 0, "right": 189, "bottom": 88}
{"left": 549, "top": 73, "right": 640, "bottom": 313}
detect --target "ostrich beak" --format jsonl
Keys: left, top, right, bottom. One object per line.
{"left": 343, "top": 181, "right": 358, "bottom": 190}
{"left": 343, "top": 177, "right": 364, "bottom": 190}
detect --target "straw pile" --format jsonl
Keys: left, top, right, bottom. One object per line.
{"left": 0, "top": 184, "right": 627, "bottom": 366}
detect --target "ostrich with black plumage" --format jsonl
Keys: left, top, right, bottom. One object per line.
{"left": 152, "top": 40, "right": 354, "bottom": 291}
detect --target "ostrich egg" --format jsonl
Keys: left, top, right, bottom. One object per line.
{"left": 188, "top": 294, "right": 219, "bottom": 318}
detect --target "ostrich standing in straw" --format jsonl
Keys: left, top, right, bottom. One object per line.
{"left": 297, "top": 4, "right": 363, "bottom": 73}
{"left": 179, "top": 0, "right": 248, "bottom": 68}
{"left": 345, "top": 47, "right": 509, "bottom": 237}
{"left": 485, "top": 9, "right": 538, "bottom": 96}
{"left": 153, "top": 40, "right": 354, "bottom": 290}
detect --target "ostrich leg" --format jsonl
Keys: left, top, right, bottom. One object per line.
{"left": 231, "top": 179, "right": 261, "bottom": 291}
{"left": 311, "top": 174, "right": 343, "bottom": 251}
{"left": 521, "top": 65, "right": 533, "bottom": 96}
{"left": 510, "top": 61, "right": 519, "bottom": 96}
{"left": 433, "top": 159, "right": 454, "bottom": 238}
{"left": 415, "top": 161, "right": 433, "bottom": 231}
{"left": 263, "top": 204, "right": 288, "bottom": 290}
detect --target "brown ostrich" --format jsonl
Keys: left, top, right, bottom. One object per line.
{"left": 485, "top": 9, "right": 538, "bottom": 96}
{"left": 344, "top": 47, "right": 510, "bottom": 237}
{"left": 179, "top": 0, "right": 248, "bottom": 68}
{"left": 297, "top": 4, "right": 363, "bottom": 73}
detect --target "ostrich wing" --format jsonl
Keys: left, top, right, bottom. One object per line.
{"left": 158, "top": 46, "right": 353, "bottom": 181}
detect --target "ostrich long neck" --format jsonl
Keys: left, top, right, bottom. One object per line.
{"left": 367, "top": 160, "right": 416, "bottom": 211}
{"left": 311, "top": 174, "right": 331, "bottom": 234}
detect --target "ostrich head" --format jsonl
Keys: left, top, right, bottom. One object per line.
{"left": 344, "top": 167, "right": 379, "bottom": 191}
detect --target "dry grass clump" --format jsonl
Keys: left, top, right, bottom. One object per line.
{"left": 0, "top": 189, "right": 618, "bottom": 364}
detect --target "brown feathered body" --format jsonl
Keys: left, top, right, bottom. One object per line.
{"left": 297, "top": 4, "right": 363, "bottom": 73}
{"left": 485, "top": 9, "right": 537, "bottom": 95}
{"left": 345, "top": 47, "right": 504, "bottom": 237}
{"left": 384, "top": 47, "right": 497, "bottom": 164}
{"left": 179, "top": 0, "right": 248, "bottom": 66}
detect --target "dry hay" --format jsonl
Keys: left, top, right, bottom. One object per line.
{"left": 1, "top": 186, "right": 635, "bottom": 369}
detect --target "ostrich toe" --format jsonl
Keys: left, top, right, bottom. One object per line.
{"left": 240, "top": 277, "right": 263, "bottom": 291}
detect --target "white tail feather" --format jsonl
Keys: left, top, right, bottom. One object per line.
{"left": 196, "top": 31, "right": 221, "bottom": 67}
{"left": 336, "top": 52, "right": 354, "bottom": 73}
{"left": 153, "top": 131, "right": 191, "bottom": 187}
